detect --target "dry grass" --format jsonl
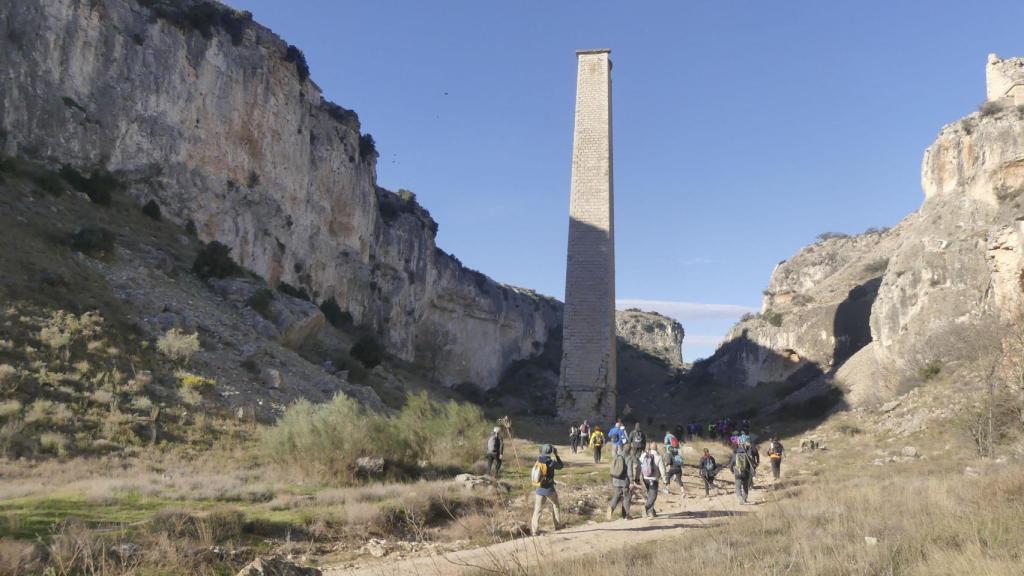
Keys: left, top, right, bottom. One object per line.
{"left": 500, "top": 456, "right": 1024, "bottom": 576}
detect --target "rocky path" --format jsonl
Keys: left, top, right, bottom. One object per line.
{"left": 326, "top": 447, "right": 769, "bottom": 576}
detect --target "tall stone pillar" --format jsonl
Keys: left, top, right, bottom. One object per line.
{"left": 558, "top": 49, "right": 616, "bottom": 425}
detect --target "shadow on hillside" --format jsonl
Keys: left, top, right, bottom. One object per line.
{"left": 833, "top": 277, "right": 882, "bottom": 365}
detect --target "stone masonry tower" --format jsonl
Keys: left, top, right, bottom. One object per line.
{"left": 558, "top": 49, "right": 616, "bottom": 424}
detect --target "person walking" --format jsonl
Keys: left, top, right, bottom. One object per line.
{"left": 580, "top": 420, "right": 591, "bottom": 450}
{"left": 699, "top": 448, "right": 718, "bottom": 497}
{"left": 640, "top": 442, "right": 662, "bottom": 518}
{"left": 569, "top": 425, "right": 580, "bottom": 454}
{"left": 768, "top": 436, "right": 785, "bottom": 480}
{"left": 727, "top": 444, "right": 753, "bottom": 504}
{"left": 589, "top": 425, "right": 605, "bottom": 463}
{"left": 530, "top": 444, "right": 564, "bottom": 535}
{"left": 607, "top": 446, "right": 634, "bottom": 520}
{"left": 485, "top": 426, "right": 503, "bottom": 477}
{"left": 745, "top": 441, "right": 761, "bottom": 495}
{"left": 608, "top": 419, "right": 626, "bottom": 456}
{"left": 664, "top": 442, "right": 684, "bottom": 496}
{"left": 627, "top": 422, "right": 646, "bottom": 480}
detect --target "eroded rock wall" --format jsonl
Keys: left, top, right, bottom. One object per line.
{"left": 0, "top": 0, "right": 559, "bottom": 390}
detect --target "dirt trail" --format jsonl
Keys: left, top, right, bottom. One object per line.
{"left": 326, "top": 445, "right": 769, "bottom": 576}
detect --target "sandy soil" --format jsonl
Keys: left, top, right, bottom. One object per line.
{"left": 326, "top": 443, "right": 772, "bottom": 576}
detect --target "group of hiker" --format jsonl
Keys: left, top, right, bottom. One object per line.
{"left": 484, "top": 419, "right": 787, "bottom": 535}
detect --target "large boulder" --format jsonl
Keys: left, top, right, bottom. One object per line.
{"left": 236, "top": 557, "right": 321, "bottom": 576}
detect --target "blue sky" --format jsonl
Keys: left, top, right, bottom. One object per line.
{"left": 226, "top": 0, "right": 1023, "bottom": 360}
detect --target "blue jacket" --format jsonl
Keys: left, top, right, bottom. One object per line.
{"left": 608, "top": 425, "right": 626, "bottom": 446}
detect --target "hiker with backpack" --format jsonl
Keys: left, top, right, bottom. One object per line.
{"left": 485, "top": 426, "right": 503, "bottom": 477}
{"left": 580, "top": 420, "right": 591, "bottom": 450}
{"left": 607, "top": 443, "right": 635, "bottom": 520}
{"left": 699, "top": 448, "right": 718, "bottom": 497}
{"left": 627, "top": 422, "right": 646, "bottom": 480}
{"left": 728, "top": 443, "right": 753, "bottom": 504}
{"left": 768, "top": 436, "right": 785, "bottom": 480}
{"left": 589, "top": 425, "right": 605, "bottom": 463}
{"left": 664, "top": 442, "right": 685, "bottom": 496}
{"left": 639, "top": 442, "right": 662, "bottom": 518}
{"left": 530, "top": 444, "right": 564, "bottom": 535}
{"left": 661, "top": 428, "right": 678, "bottom": 484}
{"left": 569, "top": 425, "right": 580, "bottom": 454}
{"left": 746, "top": 442, "right": 761, "bottom": 495}
{"left": 608, "top": 419, "right": 627, "bottom": 456}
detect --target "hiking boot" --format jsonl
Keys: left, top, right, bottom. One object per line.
{"left": 650, "top": 509, "right": 658, "bottom": 518}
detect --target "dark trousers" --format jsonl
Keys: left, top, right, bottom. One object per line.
{"left": 702, "top": 472, "right": 715, "bottom": 495}
{"left": 485, "top": 453, "right": 502, "bottom": 476}
{"left": 609, "top": 483, "right": 631, "bottom": 517}
{"left": 735, "top": 473, "right": 748, "bottom": 503}
{"left": 644, "top": 479, "right": 659, "bottom": 512}
{"left": 570, "top": 438, "right": 579, "bottom": 453}
{"left": 771, "top": 459, "right": 781, "bottom": 480}
{"left": 593, "top": 446, "right": 602, "bottom": 463}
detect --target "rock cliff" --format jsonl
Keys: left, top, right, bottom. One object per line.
{"left": 0, "top": 0, "right": 561, "bottom": 390}
{"left": 615, "top": 309, "right": 684, "bottom": 366}
{"left": 703, "top": 70, "right": 1024, "bottom": 407}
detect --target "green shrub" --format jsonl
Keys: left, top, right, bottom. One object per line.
{"left": 142, "top": 199, "right": 161, "bottom": 220}
{"left": 69, "top": 227, "right": 115, "bottom": 256}
{"left": 58, "top": 166, "right": 121, "bottom": 205}
{"left": 285, "top": 44, "right": 309, "bottom": 81}
{"left": 277, "top": 282, "right": 310, "bottom": 302}
{"left": 351, "top": 335, "right": 385, "bottom": 369}
{"left": 261, "top": 392, "right": 489, "bottom": 484}
{"left": 247, "top": 288, "right": 275, "bottom": 318}
{"left": 816, "top": 231, "right": 850, "bottom": 241}
{"left": 33, "top": 171, "right": 65, "bottom": 196}
{"left": 359, "top": 134, "right": 377, "bottom": 161}
{"left": 192, "top": 241, "right": 240, "bottom": 279}
{"left": 177, "top": 371, "right": 216, "bottom": 390}
{"left": 979, "top": 100, "right": 1004, "bottom": 118}
{"left": 863, "top": 258, "right": 889, "bottom": 276}
{"left": 918, "top": 360, "right": 942, "bottom": 382}
{"left": 157, "top": 328, "right": 200, "bottom": 365}
{"left": 763, "top": 310, "right": 784, "bottom": 327}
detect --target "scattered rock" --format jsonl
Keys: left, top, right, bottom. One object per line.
{"left": 880, "top": 400, "right": 901, "bottom": 413}
{"left": 453, "top": 473, "right": 511, "bottom": 493}
{"left": 262, "top": 368, "right": 282, "bottom": 390}
{"left": 864, "top": 536, "right": 879, "bottom": 546}
{"left": 360, "top": 539, "right": 391, "bottom": 558}
{"left": 355, "top": 456, "right": 385, "bottom": 477}
{"left": 964, "top": 466, "right": 980, "bottom": 477}
{"left": 900, "top": 446, "right": 919, "bottom": 458}
{"left": 109, "top": 543, "right": 141, "bottom": 559}
{"left": 236, "top": 556, "right": 321, "bottom": 576}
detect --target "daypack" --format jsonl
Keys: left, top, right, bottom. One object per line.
{"left": 640, "top": 453, "right": 656, "bottom": 478}
{"left": 735, "top": 451, "right": 751, "bottom": 477}
{"left": 666, "top": 434, "right": 679, "bottom": 448}
{"left": 592, "top": 433, "right": 604, "bottom": 447}
{"left": 769, "top": 441, "right": 783, "bottom": 459}
{"left": 531, "top": 460, "right": 549, "bottom": 487}
{"left": 610, "top": 454, "right": 627, "bottom": 479}
{"left": 672, "top": 452, "right": 684, "bottom": 467}
{"left": 486, "top": 434, "right": 500, "bottom": 454}
{"left": 703, "top": 457, "right": 716, "bottom": 472}
{"left": 630, "top": 430, "right": 645, "bottom": 450}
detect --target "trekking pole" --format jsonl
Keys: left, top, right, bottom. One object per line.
{"left": 499, "top": 415, "right": 522, "bottom": 470}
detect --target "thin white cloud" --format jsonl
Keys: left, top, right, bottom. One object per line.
{"left": 616, "top": 299, "right": 757, "bottom": 321}
{"left": 684, "top": 334, "right": 728, "bottom": 346}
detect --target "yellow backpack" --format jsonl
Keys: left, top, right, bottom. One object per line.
{"left": 530, "top": 460, "right": 549, "bottom": 487}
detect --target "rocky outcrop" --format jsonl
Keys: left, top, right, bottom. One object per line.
{"left": 704, "top": 75, "right": 1024, "bottom": 406}
{"left": 615, "top": 309, "right": 684, "bottom": 365}
{"left": 703, "top": 228, "right": 902, "bottom": 388}
{"left": 0, "top": 0, "right": 560, "bottom": 390}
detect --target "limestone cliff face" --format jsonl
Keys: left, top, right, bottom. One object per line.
{"left": 704, "top": 96, "right": 1024, "bottom": 405}
{"left": 615, "top": 309, "right": 684, "bottom": 365}
{"left": 0, "top": 0, "right": 559, "bottom": 390}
